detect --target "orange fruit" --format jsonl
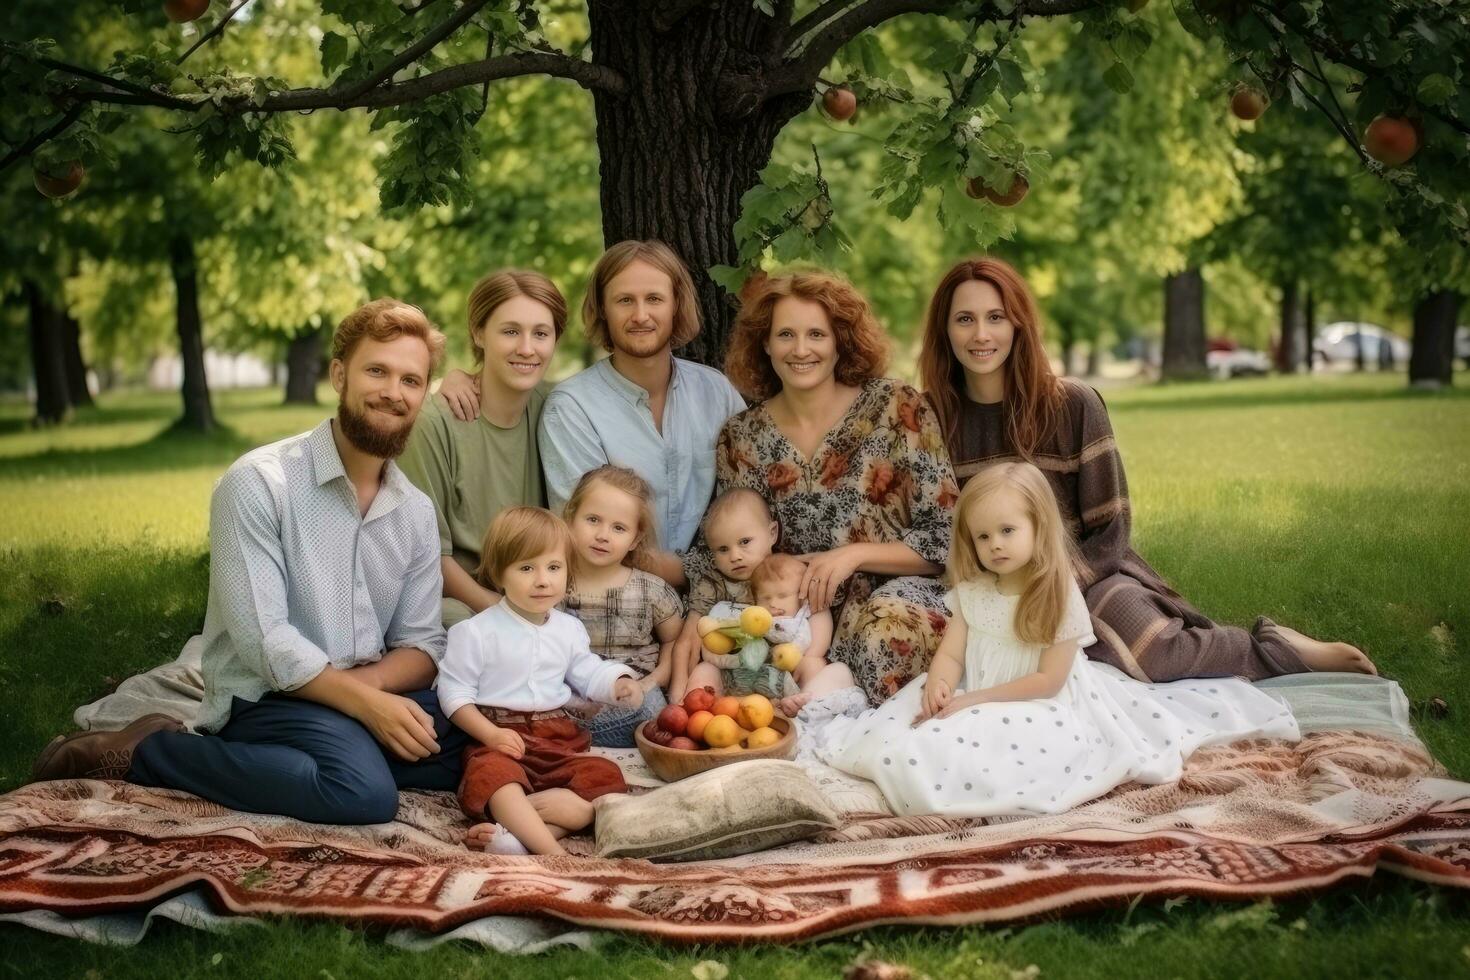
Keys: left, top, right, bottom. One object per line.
{"left": 703, "top": 714, "right": 742, "bottom": 748}
{"left": 686, "top": 709, "right": 714, "bottom": 743}
{"left": 745, "top": 726, "right": 781, "bottom": 749}
{"left": 711, "top": 695, "right": 741, "bottom": 719}
{"left": 736, "top": 694, "right": 774, "bottom": 731}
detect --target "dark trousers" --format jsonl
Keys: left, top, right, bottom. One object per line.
{"left": 127, "top": 690, "right": 470, "bottom": 825}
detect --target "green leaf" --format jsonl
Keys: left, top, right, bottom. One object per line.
{"left": 1103, "top": 62, "right": 1134, "bottom": 94}
{"left": 752, "top": 0, "right": 775, "bottom": 15}
{"left": 320, "top": 32, "right": 349, "bottom": 76}
{"left": 997, "top": 58, "right": 1027, "bottom": 103}
{"left": 1417, "top": 73, "right": 1455, "bottom": 107}
{"left": 708, "top": 264, "right": 747, "bottom": 296}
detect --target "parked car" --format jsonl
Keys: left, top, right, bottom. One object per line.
{"left": 1206, "top": 338, "right": 1272, "bottom": 378}
{"left": 1313, "top": 322, "right": 1411, "bottom": 369}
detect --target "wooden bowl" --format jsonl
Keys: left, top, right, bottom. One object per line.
{"left": 635, "top": 716, "right": 797, "bottom": 782}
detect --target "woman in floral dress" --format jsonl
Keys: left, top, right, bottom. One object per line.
{"left": 682, "top": 271, "right": 959, "bottom": 705}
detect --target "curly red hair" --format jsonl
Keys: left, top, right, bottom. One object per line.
{"left": 724, "top": 270, "right": 890, "bottom": 401}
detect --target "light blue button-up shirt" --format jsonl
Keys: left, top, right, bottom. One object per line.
{"left": 195, "top": 420, "right": 446, "bottom": 732}
{"left": 538, "top": 357, "right": 746, "bottom": 553}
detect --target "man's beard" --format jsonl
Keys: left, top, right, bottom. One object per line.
{"left": 610, "top": 322, "right": 673, "bottom": 359}
{"left": 338, "top": 396, "right": 414, "bottom": 459}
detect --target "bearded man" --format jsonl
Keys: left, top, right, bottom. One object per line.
{"left": 31, "top": 299, "right": 472, "bottom": 824}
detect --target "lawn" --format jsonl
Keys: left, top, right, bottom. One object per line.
{"left": 1, "top": 374, "right": 1467, "bottom": 977}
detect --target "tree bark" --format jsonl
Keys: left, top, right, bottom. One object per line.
{"left": 284, "top": 327, "right": 324, "bottom": 404}
{"left": 1304, "top": 287, "right": 1316, "bottom": 371}
{"left": 1409, "top": 289, "right": 1460, "bottom": 389}
{"left": 1277, "top": 279, "right": 1305, "bottom": 373}
{"left": 587, "top": 3, "right": 808, "bottom": 366}
{"left": 24, "top": 280, "right": 71, "bottom": 425}
{"left": 1161, "top": 268, "right": 1208, "bottom": 381}
{"left": 60, "top": 308, "right": 93, "bottom": 407}
{"left": 169, "top": 234, "right": 217, "bottom": 432}
{"left": 1085, "top": 341, "right": 1102, "bottom": 377}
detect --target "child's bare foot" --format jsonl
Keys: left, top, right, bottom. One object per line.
{"left": 1278, "top": 625, "right": 1378, "bottom": 675}
{"left": 529, "top": 788, "right": 594, "bottom": 832}
{"left": 778, "top": 692, "right": 813, "bottom": 717}
{"left": 465, "top": 821, "right": 530, "bottom": 855}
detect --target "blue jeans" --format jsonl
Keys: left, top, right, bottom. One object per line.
{"left": 585, "top": 687, "right": 666, "bottom": 748}
{"left": 127, "top": 690, "right": 470, "bottom": 825}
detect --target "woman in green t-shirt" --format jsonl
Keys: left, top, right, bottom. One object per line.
{"left": 399, "top": 270, "right": 566, "bottom": 626}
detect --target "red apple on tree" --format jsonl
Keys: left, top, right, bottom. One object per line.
{"left": 1363, "top": 115, "right": 1421, "bottom": 166}
{"left": 966, "top": 173, "right": 1029, "bottom": 207}
{"left": 33, "top": 160, "right": 84, "bottom": 199}
{"left": 164, "top": 0, "right": 210, "bottom": 22}
{"left": 821, "top": 85, "right": 857, "bottom": 122}
{"left": 1229, "top": 85, "right": 1268, "bottom": 121}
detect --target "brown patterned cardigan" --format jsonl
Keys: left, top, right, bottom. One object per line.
{"left": 950, "top": 380, "right": 1305, "bottom": 682}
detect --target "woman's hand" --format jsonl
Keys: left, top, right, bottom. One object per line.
{"left": 436, "top": 368, "right": 480, "bottom": 422}
{"left": 797, "top": 545, "right": 864, "bottom": 613}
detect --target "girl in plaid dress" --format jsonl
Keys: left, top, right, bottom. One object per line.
{"left": 561, "top": 466, "right": 685, "bottom": 746}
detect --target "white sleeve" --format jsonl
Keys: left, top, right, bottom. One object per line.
{"left": 435, "top": 621, "right": 484, "bottom": 718}
{"left": 1056, "top": 580, "right": 1097, "bottom": 647}
{"left": 561, "top": 618, "right": 634, "bottom": 703}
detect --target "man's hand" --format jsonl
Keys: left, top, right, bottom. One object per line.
{"left": 352, "top": 688, "right": 441, "bottom": 761}
{"left": 436, "top": 368, "right": 480, "bottom": 422}
{"left": 612, "top": 677, "right": 644, "bottom": 709}
{"left": 488, "top": 727, "right": 525, "bottom": 759}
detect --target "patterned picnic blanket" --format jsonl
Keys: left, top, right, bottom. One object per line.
{"left": 2, "top": 730, "right": 1467, "bottom": 943}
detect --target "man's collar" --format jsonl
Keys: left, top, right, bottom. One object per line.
{"left": 308, "top": 418, "right": 347, "bottom": 487}
{"left": 594, "top": 354, "right": 682, "bottom": 406}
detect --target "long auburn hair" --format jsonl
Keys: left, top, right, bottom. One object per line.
{"left": 561, "top": 465, "right": 660, "bottom": 575}
{"left": 918, "top": 258, "right": 1063, "bottom": 460}
{"left": 949, "top": 462, "right": 1075, "bottom": 646}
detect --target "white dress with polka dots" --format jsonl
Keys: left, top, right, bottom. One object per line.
{"left": 817, "top": 577, "right": 1301, "bottom": 817}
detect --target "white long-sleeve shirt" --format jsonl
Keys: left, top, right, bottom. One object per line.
{"left": 436, "top": 601, "right": 635, "bottom": 719}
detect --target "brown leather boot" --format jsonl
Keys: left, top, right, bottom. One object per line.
{"left": 31, "top": 713, "right": 186, "bottom": 783}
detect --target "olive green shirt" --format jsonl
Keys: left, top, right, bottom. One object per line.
{"left": 398, "top": 385, "right": 551, "bottom": 582}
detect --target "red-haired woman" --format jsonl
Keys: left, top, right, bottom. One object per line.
{"left": 681, "top": 271, "right": 959, "bottom": 706}
{"left": 918, "top": 257, "right": 1376, "bottom": 682}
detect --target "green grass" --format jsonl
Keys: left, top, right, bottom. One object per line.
{"left": 2, "top": 375, "right": 1468, "bottom": 976}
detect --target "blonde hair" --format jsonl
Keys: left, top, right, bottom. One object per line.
{"left": 332, "top": 298, "right": 447, "bottom": 375}
{"left": 751, "top": 553, "right": 805, "bottom": 597}
{"left": 466, "top": 269, "right": 567, "bottom": 365}
{"left": 582, "top": 240, "right": 701, "bottom": 352}
{"left": 562, "top": 465, "right": 659, "bottom": 573}
{"left": 703, "top": 488, "right": 773, "bottom": 536}
{"left": 949, "top": 462, "right": 1075, "bottom": 646}
{"left": 475, "top": 507, "right": 573, "bottom": 590}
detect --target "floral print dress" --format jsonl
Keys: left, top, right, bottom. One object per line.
{"left": 702, "top": 378, "right": 959, "bottom": 704}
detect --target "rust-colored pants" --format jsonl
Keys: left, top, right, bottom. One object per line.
{"left": 457, "top": 713, "right": 626, "bottom": 821}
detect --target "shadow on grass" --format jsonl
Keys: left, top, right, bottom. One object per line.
{"left": 0, "top": 544, "right": 209, "bottom": 792}
{"left": 0, "top": 422, "right": 262, "bottom": 479}
{"left": 1112, "top": 378, "right": 1470, "bottom": 415}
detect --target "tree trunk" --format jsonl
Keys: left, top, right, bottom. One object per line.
{"left": 1409, "top": 289, "right": 1460, "bottom": 389}
{"left": 1060, "top": 338, "right": 1077, "bottom": 377}
{"left": 169, "top": 234, "right": 217, "bottom": 432}
{"left": 1161, "top": 268, "right": 1208, "bottom": 381}
{"left": 60, "top": 308, "right": 93, "bottom": 407}
{"left": 284, "top": 327, "right": 324, "bottom": 404}
{"left": 1085, "top": 341, "right": 1102, "bottom": 377}
{"left": 24, "top": 280, "right": 71, "bottom": 425}
{"left": 1304, "top": 288, "right": 1316, "bottom": 372}
{"left": 587, "top": 4, "right": 808, "bottom": 366}
{"left": 1277, "top": 280, "right": 1305, "bottom": 373}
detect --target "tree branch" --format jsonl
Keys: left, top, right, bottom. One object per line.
{"left": 787, "top": 0, "right": 858, "bottom": 48}
{"left": 338, "top": 0, "right": 490, "bottom": 100}
{"left": 38, "top": 56, "right": 197, "bottom": 109}
{"left": 0, "top": 104, "right": 84, "bottom": 174}
{"left": 176, "top": 0, "right": 255, "bottom": 66}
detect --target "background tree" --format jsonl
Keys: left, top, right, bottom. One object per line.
{"left": 4, "top": 0, "right": 1464, "bottom": 371}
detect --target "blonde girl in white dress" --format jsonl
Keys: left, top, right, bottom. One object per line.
{"left": 818, "top": 462, "right": 1300, "bottom": 818}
